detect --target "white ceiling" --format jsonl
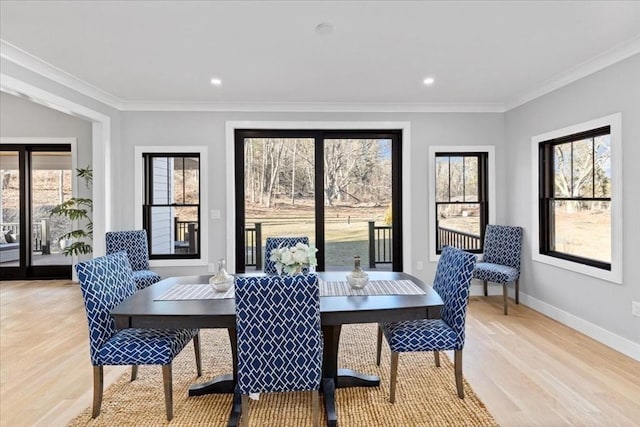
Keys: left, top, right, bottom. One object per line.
{"left": 1, "top": 1, "right": 639, "bottom": 111}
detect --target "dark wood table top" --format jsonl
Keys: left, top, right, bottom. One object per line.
{"left": 112, "top": 271, "right": 443, "bottom": 330}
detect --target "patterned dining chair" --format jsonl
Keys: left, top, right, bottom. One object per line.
{"left": 264, "top": 236, "right": 310, "bottom": 274}
{"left": 235, "top": 273, "right": 322, "bottom": 427}
{"left": 376, "top": 246, "right": 476, "bottom": 402}
{"left": 105, "top": 229, "right": 161, "bottom": 290}
{"left": 76, "top": 251, "right": 202, "bottom": 420}
{"left": 473, "top": 224, "right": 523, "bottom": 315}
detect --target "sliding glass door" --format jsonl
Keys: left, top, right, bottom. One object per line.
{"left": 0, "top": 145, "right": 73, "bottom": 279}
{"left": 235, "top": 130, "right": 402, "bottom": 273}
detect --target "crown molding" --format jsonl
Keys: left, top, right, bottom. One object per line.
{"left": 505, "top": 35, "right": 640, "bottom": 111}
{"left": 120, "top": 101, "right": 505, "bottom": 113}
{"left": 3, "top": 35, "right": 638, "bottom": 114}
{"left": 0, "top": 39, "right": 124, "bottom": 110}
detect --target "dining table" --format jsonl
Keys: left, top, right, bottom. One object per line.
{"left": 111, "top": 271, "right": 443, "bottom": 427}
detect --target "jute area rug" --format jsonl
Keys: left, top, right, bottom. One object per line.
{"left": 69, "top": 323, "right": 498, "bottom": 426}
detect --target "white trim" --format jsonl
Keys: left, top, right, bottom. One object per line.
{"left": 122, "top": 101, "right": 504, "bottom": 113}
{"left": 134, "top": 146, "right": 208, "bottom": 267}
{"left": 428, "top": 146, "right": 496, "bottom": 262}
{"left": 531, "top": 113, "right": 623, "bottom": 284}
{"left": 0, "top": 73, "right": 111, "bottom": 258}
{"left": 520, "top": 293, "right": 640, "bottom": 361}
{"left": 225, "top": 121, "right": 411, "bottom": 274}
{"left": 0, "top": 39, "right": 124, "bottom": 110}
{"left": 506, "top": 35, "right": 640, "bottom": 111}
{"left": 0, "top": 137, "right": 78, "bottom": 266}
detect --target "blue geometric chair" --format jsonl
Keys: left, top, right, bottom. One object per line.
{"left": 264, "top": 236, "right": 310, "bottom": 274}
{"left": 376, "top": 246, "right": 476, "bottom": 402}
{"left": 235, "top": 273, "right": 322, "bottom": 426}
{"left": 473, "top": 224, "right": 523, "bottom": 315}
{"left": 76, "top": 251, "right": 202, "bottom": 420}
{"left": 105, "top": 229, "right": 161, "bottom": 290}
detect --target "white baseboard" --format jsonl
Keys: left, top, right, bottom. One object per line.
{"left": 470, "top": 282, "right": 640, "bottom": 361}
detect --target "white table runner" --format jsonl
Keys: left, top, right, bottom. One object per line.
{"left": 154, "top": 279, "right": 425, "bottom": 301}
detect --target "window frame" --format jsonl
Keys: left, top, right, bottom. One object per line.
{"left": 134, "top": 146, "right": 208, "bottom": 267}
{"left": 531, "top": 113, "right": 622, "bottom": 283}
{"left": 428, "top": 146, "right": 496, "bottom": 262}
{"left": 233, "top": 128, "right": 403, "bottom": 273}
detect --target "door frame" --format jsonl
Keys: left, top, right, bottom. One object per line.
{"left": 225, "top": 121, "right": 412, "bottom": 274}
{"left": 0, "top": 137, "right": 77, "bottom": 279}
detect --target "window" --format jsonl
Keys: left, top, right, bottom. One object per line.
{"left": 434, "top": 152, "right": 488, "bottom": 254}
{"left": 532, "top": 113, "right": 622, "bottom": 283}
{"left": 539, "top": 127, "right": 611, "bottom": 269}
{"left": 142, "top": 153, "right": 201, "bottom": 259}
{"left": 429, "top": 146, "right": 495, "bottom": 261}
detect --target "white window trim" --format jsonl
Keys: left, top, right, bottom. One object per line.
{"left": 225, "top": 121, "right": 411, "bottom": 274}
{"left": 428, "top": 146, "right": 496, "bottom": 262}
{"left": 134, "top": 146, "right": 208, "bottom": 267}
{"left": 531, "top": 113, "right": 622, "bottom": 284}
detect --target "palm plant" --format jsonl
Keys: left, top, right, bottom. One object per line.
{"left": 49, "top": 166, "right": 93, "bottom": 256}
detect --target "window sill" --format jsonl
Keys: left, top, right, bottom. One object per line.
{"left": 532, "top": 252, "right": 622, "bottom": 284}
{"left": 150, "top": 259, "right": 207, "bottom": 268}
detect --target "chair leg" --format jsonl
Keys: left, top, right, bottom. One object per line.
{"left": 483, "top": 280, "right": 488, "bottom": 296}
{"left": 376, "top": 326, "right": 383, "bottom": 366}
{"left": 503, "top": 283, "right": 509, "bottom": 315}
{"left": 311, "top": 389, "right": 319, "bottom": 427}
{"left": 434, "top": 350, "right": 440, "bottom": 367}
{"left": 162, "top": 364, "right": 173, "bottom": 421}
{"left": 130, "top": 365, "right": 138, "bottom": 381}
{"left": 91, "top": 366, "right": 103, "bottom": 418}
{"left": 515, "top": 279, "right": 520, "bottom": 304}
{"left": 193, "top": 332, "right": 202, "bottom": 376}
{"left": 454, "top": 350, "right": 464, "bottom": 399}
{"left": 389, "top": 351, "right": 399, "bottom": 403}
{"left": 241, "top": 394, "right": 250, "bottom": 427}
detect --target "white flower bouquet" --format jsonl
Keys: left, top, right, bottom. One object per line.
{"left": 269, "top": 242, "right": 318, "bottom": 275}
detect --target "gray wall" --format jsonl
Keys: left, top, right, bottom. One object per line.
{"left": 505, "top": 53, "right": 640, "bottom": 346}
{"left": 1, "top": 92, "right": 92, "bottom": 160}
{"left": 121, "top": 111, "right": 506, "bottom": 282}
{"left": 1, "top": 91, "right": 93, "bottom": 206}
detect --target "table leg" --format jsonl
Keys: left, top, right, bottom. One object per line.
{"left": 321, "top": 324, "right": 380, "bottom": 426}
{"left": 189, "top": 327, "right": 238, "bottom": 396}
{"left": 322, "top": 378, "right": 337, "bottom": 427}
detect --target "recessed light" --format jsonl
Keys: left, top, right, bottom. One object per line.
{"left": 210, "top": 78, "right": 222, "bottom": 86}
{"left": 423, "top": 77, "right": 435, "bottom": 86}
{"left": 316, "top": 22, "right": 333, "bottom": 35}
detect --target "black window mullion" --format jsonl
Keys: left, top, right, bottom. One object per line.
{"left": 144, "top": 153, "right": 200, "bottom": 260}
{"left": 540, "top": 127, "right": 611, "bottom": 270}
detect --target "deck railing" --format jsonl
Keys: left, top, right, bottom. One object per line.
{"left": 368, "top": 221, "right": 392, "bottom": 268}
{"left": 0, "top": 219, "right": 51, "bottom": 253}
{"left": 245, "top": 223, "right": 262, "bottom": 268}
{"left": 242, "top": 221, "right": 393, "bottom": 270}
{"left": 174, "top": 219, "right": 198, "bottom": 253}
{"left": 437, "top": 226, "right": 481, "bottom": 251}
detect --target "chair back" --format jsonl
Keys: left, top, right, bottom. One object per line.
{"left": 75, "top": 252, "right": 136, "bottom": 365}
{"left": 105, "top": 230, "right": 151, "bottom": 272}
{"left": 235, "top": 273, "right": 322, "bottom": 394}
{"left": 433, "top": 246, "right": 476, "bottom": 345}
{"left": 264, "top": 236, "right": 310, "bottom": 274}
{"left": 482, "top": 225, "right": 523, "bottom": 270}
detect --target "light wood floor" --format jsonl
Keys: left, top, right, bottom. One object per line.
{"left": 1, "top": 280, "right": 639, "bottom": 427}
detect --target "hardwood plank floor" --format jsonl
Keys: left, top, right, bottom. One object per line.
{"left": 1, "top": 280, "right": 639, "bottom": 426}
